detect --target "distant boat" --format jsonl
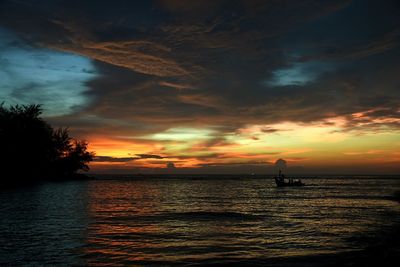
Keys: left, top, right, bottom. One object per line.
{"left": 274, "top": 170, "right": 305, "bottom": 187}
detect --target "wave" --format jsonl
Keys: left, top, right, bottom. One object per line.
{"left": 171, "top": 211, "right": 261, "bottom": 221}
{"left": 102, "top": 211, "right": 262, "bottom": 223}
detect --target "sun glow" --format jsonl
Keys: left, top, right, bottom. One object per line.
{"left": 86, "top": 114, "right": 400, "bottom": 173}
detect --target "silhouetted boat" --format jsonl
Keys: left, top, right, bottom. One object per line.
{"left": 274, "top": 170, "right": 304, "bottom": 187}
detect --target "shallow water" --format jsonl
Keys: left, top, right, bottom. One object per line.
{"left": 1, "top": 176, "right": 399, "bottom": 266}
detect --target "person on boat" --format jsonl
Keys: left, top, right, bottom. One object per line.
{"left": 278, "top": 169, "right": 284, "bottom": 182}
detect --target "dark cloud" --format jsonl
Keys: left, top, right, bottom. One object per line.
{"left": 136, "top": 154, "right": 164, "bottom": 159}
{"left": 298, "top": 29, "right": 400, "bottom": 61}
{"left": 274, "top": 159, "right": 287, "bottom": 170}
{"left": 94, "top": 153, "right": 166, "bottom": 162}
{"left": 1, "top": 0, "right": 397, "bottom": 126}
{"left": 166, "top": 162, "right": 175, "bottom": 169}
{"left": 94, "top": 156, "right": 137, "bottom": 162}
{"left": 260, "top": 127, "right": 280, "bottom": 134}
{"left": 1, "top": 0, "right": 400, "bottom": 174}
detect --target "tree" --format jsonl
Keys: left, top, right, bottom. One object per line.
{"left": 0, "top": 104, "right": 94, "bottom": 183}
{"left": 54, "top": 139, "right": 93, "bottom": 175}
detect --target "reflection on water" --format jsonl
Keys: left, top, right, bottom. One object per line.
{"left": 0, "top": 181, "right": 89, "bottom": 266}
{"left": 1, "top": 177, "right": 400, "bottom": 266}
{"left": 83, "top": 178, "right": 400, "bottom": 265}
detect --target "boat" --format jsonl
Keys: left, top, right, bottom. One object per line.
{"left": 274, "top": 170, "right": 304, "bottom": 187}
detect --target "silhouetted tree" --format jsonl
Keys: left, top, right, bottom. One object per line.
{"left": 0, "top": 104, "right": 93, "bottom": 184}
{"left": 54, "top": 139, "right": 93, "bottom": 175}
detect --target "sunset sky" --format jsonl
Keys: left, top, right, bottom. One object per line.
{"left": 0, "top": 0, "right": 399, "bottom": 174}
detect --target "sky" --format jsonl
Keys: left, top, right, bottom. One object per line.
{"left": 0, "top": 0, "right": 399, "bottom": 174}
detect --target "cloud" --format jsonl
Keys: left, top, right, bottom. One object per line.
{"left": 274, "top": 159, "right": 287, "bottom": 170}
{"left": 136, "top": 154, "right": 164, "bottom": 159}
{"left": 53, "top": 39, "right": 190, "bottom": 77}
{"left": 158, "top": 81, "right": 194, "bottom": 90}
{"left": 339, "top": 108, "right": 400, "bottom": 133}
{"left": 1, "top": 0, "right": 400, "bottom": 173}
{"left": 0, "top": 0, "right": 353, "bottom": 82}
{"left": 94, "top": 156, "right": 138, "bottom": 162}
{"left": 94, "top": 153, "right": 165, "bottom": 162}
{"left": 299, "top": 29, "right": 400, "bottom": 61}
{"left": 260, "top": 127, "right": 280, "bottom": 133}
{"left": 166, "top": 162, "right": 176, "bottom": 169}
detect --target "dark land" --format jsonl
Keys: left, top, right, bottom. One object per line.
{"left": 0, "top": 104, "right": 94, "bottom": 187}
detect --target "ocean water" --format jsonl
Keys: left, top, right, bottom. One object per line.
{"left": 0, "top": 176, "right": 399, "bottom": 266}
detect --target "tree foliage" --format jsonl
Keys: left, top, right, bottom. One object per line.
{"left": 0, "top": 104, "right": 94, "bottom": 181}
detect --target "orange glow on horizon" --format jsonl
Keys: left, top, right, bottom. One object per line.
{"left": 85, "top": 114, "right": 400, "bottom": 173}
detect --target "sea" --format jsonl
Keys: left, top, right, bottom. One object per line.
{"left": 1, "top": 175, "right": 399, "bottom": 266}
